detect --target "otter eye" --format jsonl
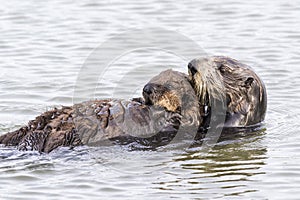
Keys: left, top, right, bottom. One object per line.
{"left": 167, "top": 84, "right": 173, "bottom": 89}
{"left": 164, "top": 84, "right": 172, "bottom": 90}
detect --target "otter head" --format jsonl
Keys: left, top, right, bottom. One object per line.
{"left": 143, "top": 83, "right": 180, "bottom": 113}
{"left": 143, "top": 69, "right": 201, "bottom": 127}
{"left": 188, "top": 56, "right": 267, "bottom": 127}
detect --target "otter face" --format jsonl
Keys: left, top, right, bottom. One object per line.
{"left": 142, "top": 69, "right": 201, "bottom": 127}
{"left": 142, "top": 70, "right": 185, "bottom": 113}
{"left": 188, "top": 56, "right": 267, "bottom": 127}
{"left": 143, "top": 83, "right": 180, "bottom": 113}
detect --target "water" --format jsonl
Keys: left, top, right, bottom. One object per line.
{"left": 1, "top": 0, "right": 300, "bottom": 199}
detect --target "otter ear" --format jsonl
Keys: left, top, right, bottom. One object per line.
{"left": 244, "top": 77, "right": 254, "bottom": 87}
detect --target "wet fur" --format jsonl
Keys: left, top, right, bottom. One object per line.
{"left": 0, "top": 70, "right": 200, "bottom": 152}
{"left": 188, "top": 56, "right": 267, "bottom": 128}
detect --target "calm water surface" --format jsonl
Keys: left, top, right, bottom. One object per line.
{"left": 1, "top": 0, "right": 300, "bottom": 199}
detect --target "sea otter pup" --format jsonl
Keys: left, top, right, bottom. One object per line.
{"left": 0, "top": 70, "right": 200, "bottom": 152}
{"left": 188, "top": 56, "right": 267, "bottom": 130}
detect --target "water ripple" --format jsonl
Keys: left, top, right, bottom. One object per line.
{"left": 1, "top": 0, "right": 300, "bottom": 199}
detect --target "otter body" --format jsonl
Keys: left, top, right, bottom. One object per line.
{"left": 0, "top": 70, "right": 199, "bottom": 152}
{"left": 1, "top": 56, "right": 267, "bottom": 153}
{"left": 188, "top": 56, "right": 267, "bottom": 129}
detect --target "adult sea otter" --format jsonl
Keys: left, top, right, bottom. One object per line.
{"left": 188, "top": 56, "right": 267, "bottom": 130}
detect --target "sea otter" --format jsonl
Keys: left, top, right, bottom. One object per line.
{"left": 0, "top": 70, "right": 200, "bottom": 153}
{"left": 188, "top": 56, "right": 267, "bottom": 130}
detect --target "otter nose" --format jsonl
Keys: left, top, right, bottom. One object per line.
{"left": 143, "top": 84, "right": 154, "bottom": 95}
{"left": 188, "top": 62, "right": 198, "bottom": 76}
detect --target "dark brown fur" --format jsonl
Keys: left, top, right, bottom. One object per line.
{"left": 0, "top": 70, "right": 200, "bottom": 152}
{"left": 188, "top": 56, "right": 267, "bottom": 129}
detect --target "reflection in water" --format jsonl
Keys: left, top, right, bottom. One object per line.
{"left": 154, "top": 130, "right": 267, "bottom": 198}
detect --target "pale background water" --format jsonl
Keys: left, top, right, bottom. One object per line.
{"left": 0, "top": 0, "right": 300, "bottom": 199}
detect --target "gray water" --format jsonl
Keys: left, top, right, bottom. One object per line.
{"left": 1, "top": 0, "right": 300, "bottom": 199}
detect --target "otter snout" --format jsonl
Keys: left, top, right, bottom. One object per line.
{"left": 143, "top": 83, "right": 157, "bottom": 105}
{"left": 188, "top": 62, "right": 198, "bottom": 76}
{"left": 143, "top": 83, "right": 154, "bottom": 95}
{"left": 143, "top": 83, "right": 169, "bottom": 106}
